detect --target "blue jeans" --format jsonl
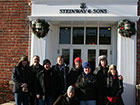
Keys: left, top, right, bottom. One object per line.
{"left": 15, "top": 93, "right": 29, "bottom": 105}
{"left": 80, "top": 100, "right": 96, "bottom": 105}
{"left": 38, "top": 96, "right": 54, "bottom": 105}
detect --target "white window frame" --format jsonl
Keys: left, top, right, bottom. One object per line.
{"left": 58, "top": 25, "right": 113, "bottom": 68}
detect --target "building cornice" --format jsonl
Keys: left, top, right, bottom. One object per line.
{"left": 31, "top": 0, "right": 138, "bottom": 5}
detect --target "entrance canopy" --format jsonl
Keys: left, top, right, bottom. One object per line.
{"left": 28, "top": 16, "right": 140, "bottom": 24}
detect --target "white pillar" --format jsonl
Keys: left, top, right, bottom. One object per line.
{"left": 30, "top": 33, "right": 47, "bottom": 65}
{"left": 117, "top": 22, "right": 136, "bottom": 105}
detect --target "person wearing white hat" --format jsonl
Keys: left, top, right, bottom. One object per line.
{"left": 93, "top": 55, "right": 109, "bottom": 105}
{"left": 53, "top": 86, "right": 79, "bottom": 105}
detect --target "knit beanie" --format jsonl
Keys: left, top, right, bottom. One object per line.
{"left": 67, "top": 86, "right": 75, "bottom": 93}
{"left": 83, "top": 62, "right": 91, "bottom": 68}
{"left": 43, "top": 59, "right": 51, "bottom": 66}
{"left": 74, "top": 57, "right": 82, "bottom": 64}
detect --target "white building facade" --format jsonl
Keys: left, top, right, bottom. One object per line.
{"left": 29, "top": 0, "right": 139, "bottom": 105}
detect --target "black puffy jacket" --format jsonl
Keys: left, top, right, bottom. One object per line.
{"left": 36, "top": 68, "right": 59, "bottom": 100}
{"left": 75, "top": 72, "right": 98, "bottom": 100}
{"left": 67, "top": 66, "right": 83, "bottom": 86}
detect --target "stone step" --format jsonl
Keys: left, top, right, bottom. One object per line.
{"left": 1, "top": 101, "right": 15, "bottom": 105}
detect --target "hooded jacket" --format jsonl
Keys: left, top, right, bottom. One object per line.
{"left": 12, "top": 58, "right": 33, "bottom": 93}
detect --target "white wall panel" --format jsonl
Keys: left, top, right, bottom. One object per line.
{"left": 117, "top": 29, "right": 136, "bottom": 105}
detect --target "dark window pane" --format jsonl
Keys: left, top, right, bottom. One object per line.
{"left": 86, "top": 27, "right": 97, "bottom": 45}
{"left": 73, "top": 49, "right": 81, "bottom": 66}
{"left": 99, "top": 27, "right": 111, "bottom": 44}
{"left": 99, "top": 50, "right": 108, "bottom": 57}
{"left": 59, "top": 27, "right": 71, "bottom": 44}
{"left": 62, "top": 49, "right": 70, "bottom": 66}
{"left": 88, "top": 50, "right": 96, "bottom": 70}
{"left": 73, "top": 27, "right": 84, "bottom": 44}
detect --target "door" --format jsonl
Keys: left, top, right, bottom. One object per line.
{"left": 58, "top": 26, "right": 112, "bottom": 69}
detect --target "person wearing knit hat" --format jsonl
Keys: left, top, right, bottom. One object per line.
{"left": 43, "top": 59, "right": 51, "bottom": 66}
{"left": 83, "top": 62, "right": 92, "bottom": 76}
{"left": 75, "top": 62, "right": 98, "bottom": 105}
{"left": 53, "top": 86, "right": 79, "bottom": 105}
{"left": 74, "top": 57, "right": 82, "bottom": 64}
{"left": 12, "top": 55, "right": 32, "bottom": 105}
{"left": 67, "top": 86, "right": 75, "bottom": 99}
{"left": 36, "top": 59, "right": 59, "bottom": 105}
{"left": 83, "top": 62, "right": 91, "bottom": 69}
{"left": 67, "top": 57, "right": 83, "bottom": 87}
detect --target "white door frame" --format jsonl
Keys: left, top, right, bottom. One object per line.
{"left": 58, "top": 25, "right": 114, "bottom": 68}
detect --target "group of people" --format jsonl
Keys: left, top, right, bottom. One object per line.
{"left": 12, "top": 55, "right": 124, "bottom": 105}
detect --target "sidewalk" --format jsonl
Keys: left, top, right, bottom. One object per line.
{"left": 1, "top": 101, "right": 15, "bottom": 105}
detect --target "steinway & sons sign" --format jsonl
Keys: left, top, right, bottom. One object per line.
{"left": 60, "top": 3, "right": 108, "bottom": 14}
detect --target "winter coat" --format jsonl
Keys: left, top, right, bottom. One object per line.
{"left": 53, "top": 93, "right": 80, "bottom": 105}
{"left": 30, "top": 64, "right": 43, "bottom": 105}
{"left": 67, "top": 66, "right": 83, "bottom": 86}
{"left": 30, "top": 64, "right": 43, "bottom": 77}
{"left": 12, "top": 66, "right": 33, "bottom": 93}
{"left": 75, "top": 72, "right": 98, "bottom": 101}
{"left": 93, "top": 66, "right": 109, "bottom": 105}
{"left": 106, "top": 75, "right": 124, "bottom": 105}
{"left": 36, "top": 68, "right": 59, "bottom": 100}
{"left": 52, "top": 64, "right": 69, "bottom": 94}
{"left": 30, "top": 64, "right": 43, "bottom": 92}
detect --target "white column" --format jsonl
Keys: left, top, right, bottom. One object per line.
{"left": 117, "top": 22, "right": 136, "bottom": 105}
{"left": 30, "top": 33, "right": 47, "bottom": 65}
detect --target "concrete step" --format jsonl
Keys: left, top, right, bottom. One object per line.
{"left": 1, "top": 101, "right": 15, "bottom": 105}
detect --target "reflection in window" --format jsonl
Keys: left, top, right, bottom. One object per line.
{"left": 88, "top": 50, "right": 96, "bottom": 70}
{"left": 86, "top": 27, "right": 97, "bottom": 45}
{"left": 73, "top": 49, "right": 81, "bottom": 66}
{"left": 62, "top": 49, "right": 70, "bottom": 66}
{"left": 99, "top": 50, "right": 108, "bottom": 57}
{"left": 99, "top": 27, "right": 111, "bottom": 44}
{"left": 73, "top": 27, "right": 84, "bottom": 44}
{"left": 59, "top": 27, "right": 71, "bottom": 44}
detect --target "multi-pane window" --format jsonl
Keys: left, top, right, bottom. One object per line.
{"left": 73, "top": 49, "right": 81, "bottom": 65}
{"left": 86, "top": 27, "right": 97, "bottom": 45}
{"left": 59, "top": 27, "right": 71, "bottom": 44}
{"left": 99, "top": 27, "right": 111, "bottom": 44}
{"left": 59, "top": 27, "right": 111, "bottom": 45}
{"left": 88, "top": 50, "right": 96, "bottom": 70}
{"left": 62, "top": 49, "right": 70, "bottom": 65}
{"left": 73, "top": 27, "right": 84, "bottom": 44}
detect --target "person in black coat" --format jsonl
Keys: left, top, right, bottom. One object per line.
{"left": 67, "top": 57, "right": 83, "bottom": 87}
{"left": 76, "top": 62, "right": 98, "bottom": 105}
{"left": 12, "top": 55, "right": 33, "bottom": 105}
{"left": 106, "top": 65, "right": 124, "bottom": 105}
{"left": 93, "top": 55, "right": 109, "bottom": 105}
{"left": 30, "top": 55, "right": 43, "bottom": 105}
{"left": 36, "top": 59, "right": 59, "bottom": 105}
{"left": 53, "top": 86, "right": 79, "bottom": 105}
{"left": 52, "top": 56, "right": 69, "bottom": 95}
